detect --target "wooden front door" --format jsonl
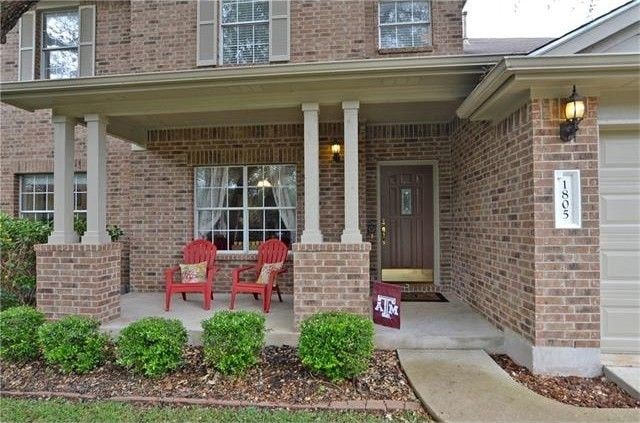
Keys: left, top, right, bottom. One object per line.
{"left": 380, "top": 165, "right": 434, "bottom": 283}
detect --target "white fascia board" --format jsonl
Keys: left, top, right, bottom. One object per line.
{"left": 530, "top": 1, "right": 640, "bottom": 56}
{"left": 456, "top": 53, "right": 640, "bottom": 120}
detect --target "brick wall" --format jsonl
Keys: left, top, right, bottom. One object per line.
{"left": 293, "top": 242, "right": 371, "bottom": 325}
{"left": 35, "top": 243, "right": 122, "bottom": 322}
{"left": 450, "top": 104, "right": 537, "bottom": 343}
{"left": 365, "top": 123, "right": 453, "bottom": 292}
{"left": 128, "top": 0, "right": 197, "bottom": 73}
{"left": 290, "top": 0, "right": 367, "bottom": 63}
{"left": 1, "top": 0, "right": 464, "bottom": 82}
{"left": 94, "top": 0, "right": 132, "bottom": 76}
{"left": 531, "top": 97, "right": 601, "bottom": 348}
{"left": 450, "top": 98, "right": 601, "bottom": 348}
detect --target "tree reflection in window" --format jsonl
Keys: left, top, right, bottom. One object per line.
{"left": 42, "top": 10, "right": 79, "bottom": 79}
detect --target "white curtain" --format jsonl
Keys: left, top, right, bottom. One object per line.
{"left": 272, "top": 186, "right": 295, "bottom": 231}
{"left": 210, "top": 168, "right": 227, "bottom": 230}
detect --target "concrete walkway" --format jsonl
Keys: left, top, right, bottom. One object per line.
{"left": 398, "top": 349, "right": 640, "bottom": 423}
{"left": 605, "top": 366, "right": 640, "bottom": 400}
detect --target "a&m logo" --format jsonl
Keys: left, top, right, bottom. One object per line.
{"left": 374, "top": 294, "right": 399, "bottom": 319}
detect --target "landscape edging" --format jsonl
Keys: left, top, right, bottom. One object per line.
{"left": 0, "top": 390, "right": 422, "bottom": 412}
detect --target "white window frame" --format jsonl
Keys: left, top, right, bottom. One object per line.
{"left": 19, "top": 173, "right": 87, "bottom": 221}
{"left": 193, "top": 165, "right": 297, "bottom": 253}
{"left": 378, "top": 0, "right": 432, "bottom": 50}
{"left": 218, "top": 0, "right": 270, "bottom": 65}
{"left": 40, "top": 8, "right": 80, "bottom": 80}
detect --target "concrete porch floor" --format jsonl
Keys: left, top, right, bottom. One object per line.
{"left": 102, "top": 292, "right": 504, "bottom": 352}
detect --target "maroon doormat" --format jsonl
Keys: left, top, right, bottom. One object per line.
{"left": 401, "top": 292, "right": 448, "bottom": 302}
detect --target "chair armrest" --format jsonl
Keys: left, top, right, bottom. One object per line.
{"left": 267, "top": 268, "right": 281, "bottom": 288}
{"left": 232, "top": 265, "right": 255, "bottom": 283}
{"left": 207, "top": 266, "right": 217, "bottom": 285}
{"left": 164, "top": 265, "right": 180, "bottom": 286}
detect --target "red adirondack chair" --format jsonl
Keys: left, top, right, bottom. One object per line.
{"left": 229, "top": 239, "right": 288, "bottom": 313}
{"left": 164, "top": 240, "right": 217, "bottom": 311}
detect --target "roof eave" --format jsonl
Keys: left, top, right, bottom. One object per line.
{"left": 456, "top": 53, "right": 640, "bottom": 122}
{"left": 1, "top": 54, "right": 503, "bottom": 111}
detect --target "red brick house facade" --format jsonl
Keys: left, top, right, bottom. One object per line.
{"left": 1, "top": 1, "right": 639, "bottom": 377}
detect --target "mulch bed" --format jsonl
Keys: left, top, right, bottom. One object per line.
{"left": 1, "top": 346, "right": 418, "bottom": 406}
{"left": 492, "top": 354, "right": 640, "bottom": 408}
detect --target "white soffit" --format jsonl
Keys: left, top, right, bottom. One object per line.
{"left": 456, "top": 53, "right": 640, "bottom": 122}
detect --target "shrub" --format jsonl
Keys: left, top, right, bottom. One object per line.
{"left": 201, "top": 311, "right": 265, "bottom": 375}
{"left": 0, "top": 291, "right": 20, "bottom": 311}
{"left": 116, "top": 317, "right": 187, "bottom": 377}
{"left": 38, "top": 315, "right": 109, "bottom": 374}
{"left": 298, "top": 312, "right": 374, "bottom": 381}
{"left": 0, "top": 306, "right": 45, "bottom": 362}
{"left": 0, "top": 213, "right": 51, "bottom": 306}
{"left": 74, "top": 214, "right": 87, "bottom": 237}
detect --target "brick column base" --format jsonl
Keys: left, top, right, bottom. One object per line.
{"left": 35, "top": 243, "right": 122, "bottom": 323}
{"left": 293, "top": 242, "right": 371, "bottom": 326}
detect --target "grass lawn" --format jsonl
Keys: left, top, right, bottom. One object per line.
{"left": 0, "top": 398, "right": 430, "bottom": 423}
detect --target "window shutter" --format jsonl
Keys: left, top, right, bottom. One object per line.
{"left": 269, "top": 0, "right": 290, "bottom": 62}
{"left": 18, "top": 11, "right": 35, "bottom": 81}
{"left": 197, "top": 0, "right": 217, "bottom": 66}
{"left": 78, "top": 5, "right": 96, "bottom": 77}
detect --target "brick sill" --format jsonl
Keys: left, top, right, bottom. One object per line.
{"left": 378, "top": 46, "right": 434, "bottom": 54}
{"left": 215, "top": 251, "right": 293, "bottom": 261}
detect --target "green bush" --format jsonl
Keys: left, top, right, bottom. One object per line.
{"left": 0, "top": 306, "right": 45, "bottom": 362}
{"left": 0, "top": 291, "right": 20, "bottom": 311}
{"left": 201, "top": 311, "right": 265, "bottom": 375}
{"left": 116, "top": 317, "right": 187, "bottom": 377}
{"left": 38, "top": 315, "right": 109, "bottom": 374}
{"left": 74, "top": 214, "right": 87, "bottom": 237}
{"left": 298, "top": 312, "right": 374, "bottom": 381}
{"left": 0, "top": 213, "right": 51, "bottom": 306}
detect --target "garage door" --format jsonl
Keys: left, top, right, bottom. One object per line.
{"left": 600, "top": 128, "right": 640, "bottom": 354}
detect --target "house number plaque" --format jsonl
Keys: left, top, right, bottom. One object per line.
{"left": 554, "top": 170, "right": 582, "bottom": 229}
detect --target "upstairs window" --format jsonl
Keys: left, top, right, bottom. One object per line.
{"left": 221, "top": 0, "right": 269, "bottom": 64}
{"left": 42, "top": 9, "right": 79, "bottom": 79}
{"left": 378, "top": 1, "right": 431, "bottom": 49}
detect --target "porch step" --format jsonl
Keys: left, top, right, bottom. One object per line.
{"left": 103, "top": 292, "right": 504, "bottom": 352}
{"left": 375, "top": 333, "right": 503, "bottom": 353}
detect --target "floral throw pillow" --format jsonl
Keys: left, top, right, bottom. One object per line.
{"left": 256, "top": 262, "right": 284, "bottom": 286}
{"left": 179, "top": 262, "right": 207, "bottom": 283}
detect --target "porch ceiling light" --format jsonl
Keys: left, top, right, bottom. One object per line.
{"left": 331, "top": 142, "right": 342, "bottom": 163}
{"left": 559, "top": 85, "right": 585, "bottom": 142}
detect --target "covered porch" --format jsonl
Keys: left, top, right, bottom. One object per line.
{"left": 1, "top": 55, "right": 497, "bottom": 326}
{"left": 103, "top": 291, "right": 504, "bottom": 352}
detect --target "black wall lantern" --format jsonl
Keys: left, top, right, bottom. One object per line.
{"left": 559, "top": 85, "right": 585, "bottom": 142}
{"left": 331, "top": 141, "right": 342, "bottom": 163}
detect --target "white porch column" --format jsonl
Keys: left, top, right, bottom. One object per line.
{"left": 301, "top": 103, "right": 323, "bottom": 243}
{"left": 341, "top": 101, "right": 362, "bottom": 243}
{"left": 48, "top": 116, "right": 78, "bottom": 244}
{"left": 82, "top": 114, "right": 110, "bottom": 244}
